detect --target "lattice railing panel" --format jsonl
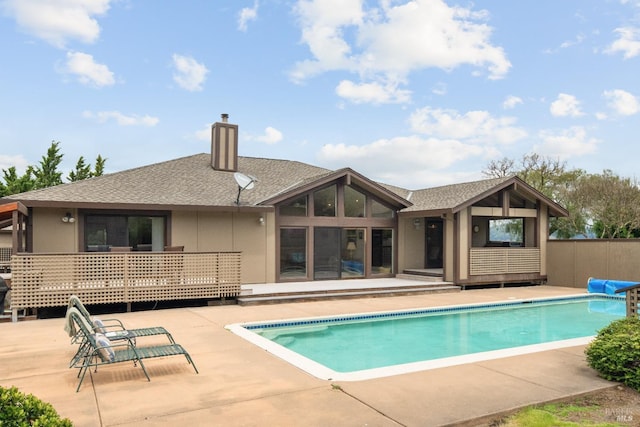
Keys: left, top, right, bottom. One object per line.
{"left": 469, "top": 248, "right": 540, "bottom": 276}
{"left": 10, "top": 251, "right": 241, "bottom": 308}
{"left": 626, "top": 288, "right": 639, "bottom": 318}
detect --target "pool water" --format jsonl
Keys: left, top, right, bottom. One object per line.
{"left": 229, "top": 295, "right": 625, "bottom": 380}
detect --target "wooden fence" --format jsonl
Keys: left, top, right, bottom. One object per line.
{"left": 547, "top": 239, "right": 640, "bottom": 288}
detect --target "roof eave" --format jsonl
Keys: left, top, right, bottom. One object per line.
{"left": 261, "top": 168, "right": 412, "bottom": 208}
{"left": 6, "top": 199, "right": 274, "bottom": 213}
{"left": 450, "top": 176, "right": 569, "bottom": 217}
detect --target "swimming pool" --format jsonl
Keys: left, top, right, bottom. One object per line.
{"left": 226, "top": 294, "right": 625, "bottom": 381}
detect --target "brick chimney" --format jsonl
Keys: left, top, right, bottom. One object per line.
{"left": 211, "top": 113, "right": 238, "bottom": 171}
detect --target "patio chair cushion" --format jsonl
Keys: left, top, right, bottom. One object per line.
{"left": 93, "top": 318, "right": 107, "bottom": 334}
{"left": 94, "top": 333, "right": 115, "bottom": 362}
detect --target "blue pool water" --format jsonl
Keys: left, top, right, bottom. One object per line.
{"left": 237, "top": 295, "right": 625, "bottom": 376}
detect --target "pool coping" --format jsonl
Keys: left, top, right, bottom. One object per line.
{"left": 225, "top": 293, "right": 625, "bottom": 381}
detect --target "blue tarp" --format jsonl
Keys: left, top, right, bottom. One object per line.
{"left": 587, "top": 277, "right": 637, "bottom": 295}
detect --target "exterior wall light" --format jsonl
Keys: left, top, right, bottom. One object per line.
{"left": 258, "top": 216, "right": 265, "bottom": 225}
{"left": 413, "top": 218, "right": 421, "bottom": 229}
{"left": 62, "top": 212, "right": 75, "bottom": 223}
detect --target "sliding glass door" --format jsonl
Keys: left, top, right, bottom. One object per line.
{"left": 313, "top": 227, "right": 365, "bottom": 280}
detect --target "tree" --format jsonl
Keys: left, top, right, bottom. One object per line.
{"left": 68, "top": 156, "right": 92, "bottom": 182}
{"left": 0, "top": 141, "right": 106, "bottom": 196}
{"left": 483, "top": 157, "right": 515, "bottom": 178}
{"left": 68, "top": 154, "right": 107, "bottom": 182}
{"left": 0, "top": 166, "right": 36, "bottom": 197}
{"left": 483, "top": 153, "right": 587, "bottom": 238}
{"left": 32, "top": 141, "right": 64, "bottom": 189}
{"left": 93, "top": 155, "right": 106, "bottom": 177}
{"left": 572, "top": 171, "right": 640, "bottom": 238}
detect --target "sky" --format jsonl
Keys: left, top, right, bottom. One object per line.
{"left": 1, "top": 0, "right": 639, "bottom": 190}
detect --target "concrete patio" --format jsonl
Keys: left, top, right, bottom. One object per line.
{"left": 0, "top": 285, "right": 622, "bottom": 426}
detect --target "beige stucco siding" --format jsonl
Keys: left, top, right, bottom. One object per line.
{"left": 397, "top": 217, "right": 424, "bottom": 272}
{"left": 171, "top": 210, "right": 274, "bottom": 284}
{"left": 0, "top": 231, "right": 12, "bottom": 247}
{"left": 27, "top": 208, "right": 275, "bottom": 284}
{"left": 31, "top": 208, "right": 79, "bottom": 252}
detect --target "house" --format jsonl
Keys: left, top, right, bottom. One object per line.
{"left": 0, "top": 115, "right": 567, "bottom": 289}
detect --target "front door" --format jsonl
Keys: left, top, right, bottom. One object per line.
{"left": 425, "top": 219, "right": 443, "bottom": 268}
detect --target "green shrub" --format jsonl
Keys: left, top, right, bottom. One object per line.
{"left": 585, "top": 317, "right": 640, "bottom": 391}
{"left": 0, "top": 385, "right": 73, "bottom": 426}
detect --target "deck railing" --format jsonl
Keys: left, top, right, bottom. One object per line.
{"left": 614, "top": 284, "right": 640, "bottom": 318}
{"left": 9, "top": 251, "right": 241, "bottom": 320}
{"left": 0, "top": 247, "right": 11, "bottom": 273}
{"left": 469, "top": 248, "right": 540, "bottom": 276}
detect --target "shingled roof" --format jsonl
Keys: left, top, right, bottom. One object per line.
{"left": 1, "top": 154, "right": 333, "bottom": 211}
{"left": 401, "top": 175, "right": 568, "bottom": 217}
{"left": 1, "top": 155, "right": 567, "bottom": 217}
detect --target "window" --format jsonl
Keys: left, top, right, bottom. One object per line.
{"left": 280, "top": 196, "right": 307, "bottom": 216}
{"left": 314, "top": 185, "right": 336, "bottom": 217}
{"left": 344, "top": 186, "right": 365, "bottom": 217}
{"left": 280, "top": 228, "right": 307, "bottom": 278}
{"left": 371, "top": 199, "right": 394, "bottom": 218}
{"left": 85, "top": 214, "right": 166, "bottom": 251}
{"left": 489, "top": 218, "right": 523, "bottom": 246}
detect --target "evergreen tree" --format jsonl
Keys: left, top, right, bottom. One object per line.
{"left": 68, "top": 156, "right": 92, "bottom": 182}
{"left": 32, "top": 141, "right": 63, "bottom": 189}
{"left": 0, "top": 141, "right": 106, "bottom": 196}
{"left": 93, "top": 155, "right": 106, "bottom": 177}
{"left": 0, "top": 166, "right": 36, "bottom": 197}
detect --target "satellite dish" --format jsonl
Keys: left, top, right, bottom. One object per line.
{"left": 234, "top": 172, "right": 255, "bottom": 190}
{"left": 234, "top": 172, "right": 257, "bottom": 204}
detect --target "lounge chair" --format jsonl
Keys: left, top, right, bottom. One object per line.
{"left": 64, "top": 295, "right": 176, "bottom": 367}
{"left": 68, "top": 307, "right": 198, "bottom": 392}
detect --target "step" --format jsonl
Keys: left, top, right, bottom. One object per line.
{"left": 237, "top": 285, "right": 460, "bottom": 306}
{"left": 240, "top": 282, "right": 453, "bottom": 298}
{"left": 395, "top": 273, "right": 443, "bottom": 282}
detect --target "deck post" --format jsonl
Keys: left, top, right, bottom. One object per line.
{"left": 614, "top": 284, "right": 640, "bottom": 318}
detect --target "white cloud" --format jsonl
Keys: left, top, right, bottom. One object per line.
{"left": 194, "top": 125, "right": 211, "bottom": 141}
{"left": 256, "top": 127, "right": 283, "bottom": 144}
{"left": 431, "top": 82, "right": 447, "bottom": 96}
{"left": 550, "top": 93, "right": 584, "bottom": 117}
{"left": 82, "top": 110, "right": 159, "bottom": 126}
{"left": 408, "top": 107, "right": 527, "bottom": 144}
{"left": 172, "top": 54, "right": 209, "bottom": 92}
{"left": 291, "top": 0, "right": 510, "bottom": 103}
{"left": 534, "top": 127, "right": 599, "bottom": 159}
{"left": 544, "top": 34, "right": 585, "bottom": 54}
{"left": 503, "top": 95, "right": 523, "bottom": 109}
{"left": 560, "top": 34, "right": 585, "bottom": 49}
{"left": 317, "top": 136, "right": 492, "bottom": 188}
{"left": 603, "top": 89, "right": 639, "bottom": 116}
{"left": 335, "top": 80, "right": 411, "bottom": 104}
{"left": 63, "top": 51, "right": 114, "bottom": 87}
{"left": 316, "top": 104, "right": 528, "bottom": 188}
{"left": 245, "top": 127, "right": 284, "bottom": 144}
{"left": 0, "top": 154, "right": 30, "bottom": 174}
{"left": 238, "top": 2, "right": 259, "bottom": 31}
{"left": 606, "top": 27, "right": 640, "bottom": 59}
{"left": 1, "top": 0, "right": 112, "bottom": 48}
